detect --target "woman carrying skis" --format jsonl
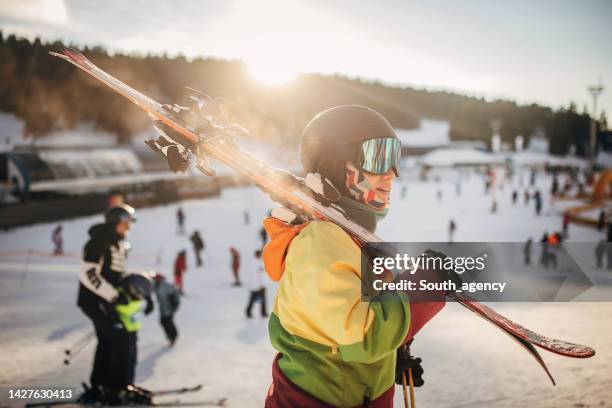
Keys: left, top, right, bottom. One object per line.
{"left": 262, "top": 106, "right": 448, "bottom": 407}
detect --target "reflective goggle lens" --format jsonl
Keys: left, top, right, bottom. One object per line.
{"left": 359, "top": 138, "right": 401, "bottom": 175}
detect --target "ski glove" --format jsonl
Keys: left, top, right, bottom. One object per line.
{"left": 395, "top": 344, "right": 424, "bottom": 387}
{"left": 144, "top": 296, "right": 154, "bottom": 316}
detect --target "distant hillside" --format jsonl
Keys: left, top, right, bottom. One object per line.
{"left": 0, "top": 32, "right": 606, "bottom": 156}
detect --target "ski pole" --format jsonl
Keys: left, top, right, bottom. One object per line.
{"left": 63, "top": 332, "right": 95, "bottom": 365}
{"left": 400, "top": 345, "right": 416, "bottom": 408}
{"left": 401, "top": 372, "right": 409, "bottom": 408}
{"left": 64, "top": 330, "right": 95, "bottom": 356}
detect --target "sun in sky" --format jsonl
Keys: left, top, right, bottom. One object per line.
{"left": 246, "top": 58, "right": 299, "bottom": 85}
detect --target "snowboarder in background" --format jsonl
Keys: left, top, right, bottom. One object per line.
{"left": 245, "top": 250, "right": 267, "bottom": 318}
{"left": 189, "top": 230, "right": 205, "bottom": 267}
{"left": 176, "top": 207, "right": 185, "bottom": 235}
{"left": 77, "top": 205, "right": 154, "bottom": 404}
{"left": 595, "top": 240, "right": 605, "bottom": 269}
{"left": 52, "top": 225, "right": 63, "bottom": 255}
{"left": 153, "top": 273, "right": 180, "bottom": 346}
{"left": 173, "top": 250, "right": 187, "bottom": 294}
{"left": 262, "top": 106, "right": 447, "bottom": 407}
{"left": 448, "top": 219, "right": 456, "bottom": 243}
{"left": 229, "top": 246, "right": 241, "bottom": 286}
{"left": 523, "top": 238, "right": 532, "bottom": 265}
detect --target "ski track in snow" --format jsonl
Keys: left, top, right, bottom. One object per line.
{"left": 1, "top": 171, "right": 611, "bottom": 407}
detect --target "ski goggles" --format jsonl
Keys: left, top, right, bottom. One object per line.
{"left": 357, "top": 137, "right": 401, "bottom": 176}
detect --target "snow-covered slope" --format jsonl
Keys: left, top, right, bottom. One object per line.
{"left": 0, "top": 172, "right": 610, "bottom": 407}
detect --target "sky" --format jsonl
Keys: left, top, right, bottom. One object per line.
{"left": 1, "top": 0, "right": 611, "bottom": 122}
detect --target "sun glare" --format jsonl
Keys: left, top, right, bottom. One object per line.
{"left": 246, "top": 60, "right": 299, "bottom": 86}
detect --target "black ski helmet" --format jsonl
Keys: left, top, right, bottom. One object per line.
{"left": 105, "top": 204, "right": 136, "bottom": 226}
{"left": 300, "top": 105, "right": 398, "bottom": 194}
{"left": 122, "top": 272, "right": 153, "bottom": 300}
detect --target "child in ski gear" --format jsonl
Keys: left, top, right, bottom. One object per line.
{"left": 190, "top": 230, "right": 205, "bottom": 267}
{"left": 229, "top": 246, "right": 241, "bottom": 286}
{"left": 154, "top": 273, "right": 181, "bottom": 345}
{"left": 52, "top": 224, "right": 63, "bottom": 255}
{"left": 173, "top": 250, "right": 187, "bottom": 293}
{"left": 245, "top": 250, "right": 267, "bottom": 318}
{"left": 263, "top": 106, "right": 445, "bottom": 408}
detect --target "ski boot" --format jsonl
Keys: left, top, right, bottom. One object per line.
{"left": 128, "top": 384, "right": 153, "bottom": 398}
{"left": 76, "top": 383, "right": 105, "bottom": 404}
{"left": 104, "top": 385, "right": 153, "bottom": 406}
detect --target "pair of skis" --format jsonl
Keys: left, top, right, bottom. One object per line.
{"left": 24, "top": 384, "right": 227, "bottom": 407}
{"left": 49, "top": 48, "right": 595, "bottom": 385}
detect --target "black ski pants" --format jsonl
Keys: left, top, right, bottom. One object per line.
{"left": 246, "top": 288, "right": 267, "bottom": 317}
{"left": 83, "top": 308, "right": 137, "bottom": 390}
{"left": 160, "top": 315, "right": 178, "bottom": 343}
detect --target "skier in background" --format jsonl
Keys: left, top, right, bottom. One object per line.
{"left": 540, "top": 231, "right": 550, "bottom": 267}
{"left": 229, "top": 246, "right": 241, "bottom": 286}
{"left": 153, "top": 273, "right": 180, "bottom": 346}
{"left": 524, "top": 190, "right": 530, "bottom": 206}
{"left": 52, "top": 225, "right": 63, "bottom": 255}
{"left": 244, "top": 210, "right": 250, "bottom": 225}
{"left": 262, "top": 106, "right": 450, "bottom": 407}
{"left": 176, "top": 207, "right": 185, "bottom": 235}
{"left": 562, "top": 213, "right": 570, "bottom": 238}
{"left": 534, "top": 190, "right": 542, "bottom": 216}
{"left": 259, "top": 225, "right": 267, "bottom": 246}
{"left": 189, "top": 230, "right": 205, "bottom": 267}
{"left": 173, "top": 250, "right": 187, "bottom": 294}
{"left": 245, "top": 250, "right": 267, "bottom": 318}
{"left": 523, "top": 238, "right": 532, "bottom": 266}
{"left": 108, "top": 190, "right": 124, "bottom": 209}
{"left": 448, "top": 219, "right": 456, "bottom": 243}
{"left": 595, "top": 240, "right": 605, "bottom": 269}
{"left": 77, "top": 205, "right": 154, "bottom": 404}
{"left": 512, "top": 190, "right": 518, "bottom": 205}
{"left": 597, "top": 209, "right": 606, "bottom": 231}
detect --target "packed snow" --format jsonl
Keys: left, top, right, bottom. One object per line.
{"left": 1, "top": 169, "right": 611, "bottom": 407}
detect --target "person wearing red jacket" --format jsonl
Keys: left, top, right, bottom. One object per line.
{"left": 173, "top": 250, "right": 187, "bottom": 293}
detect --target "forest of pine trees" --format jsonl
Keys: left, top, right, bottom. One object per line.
{"left": 0, "top": 32, "right": 606, "bottom": 156}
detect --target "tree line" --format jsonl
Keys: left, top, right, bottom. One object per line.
{"left": 0, "top": 32, "right": 606, "bottom": 156}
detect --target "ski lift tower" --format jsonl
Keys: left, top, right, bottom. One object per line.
{"left": 587, "top": 80, "right": 604, "bottom": 167}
